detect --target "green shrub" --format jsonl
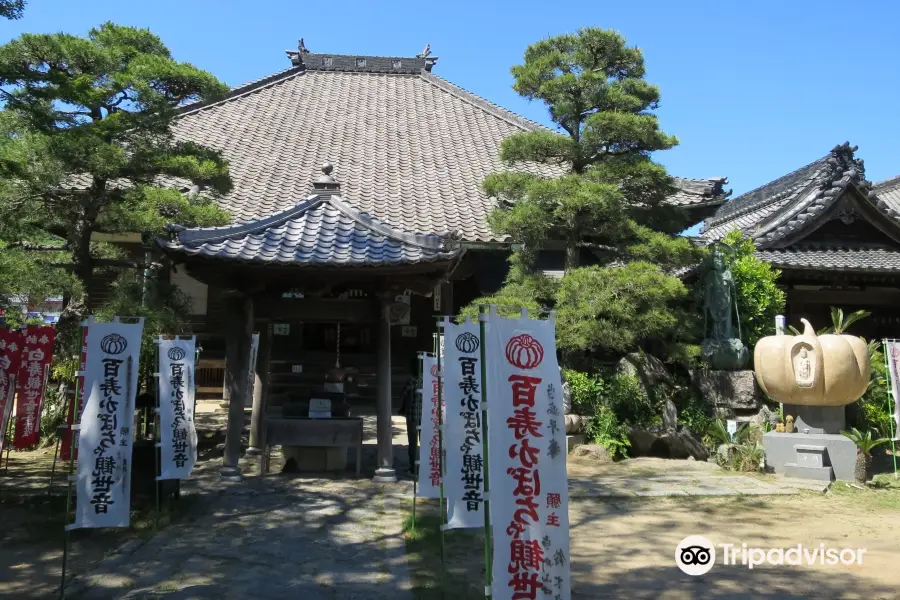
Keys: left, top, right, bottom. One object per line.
{"left": 604, "top": 373, "right": 655, "bottom": 426}
{"left": 584, "top": 405, "right": 631, "bottom": 460}
{"left": 562, "top": 368, "right": 602, "bottom": 415}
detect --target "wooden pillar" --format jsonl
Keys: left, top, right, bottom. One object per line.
{"left": 373, "top": 295, "right": 397, "bottom": 483}
{"left": 220, "top": 294, "right": 253, "bottom": 481}
{"left": 246, "top": 323, "right": 271, "bottom": 456}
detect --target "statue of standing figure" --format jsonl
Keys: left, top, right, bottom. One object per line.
{"left": 701, "top": 247, "right": 749, "bottom": 370}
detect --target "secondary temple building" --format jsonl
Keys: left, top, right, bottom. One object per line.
{"left": 700, "top": 143, "right": 900, "bottom": 342}
{"left": 157, "top": 44, "right": 898, "bottom": 480}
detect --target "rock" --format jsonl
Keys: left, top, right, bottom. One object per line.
{"left": 564, "top": 414, "right": 590, "bottom": 434}
{"left": 627, "top": 425, "right": 710, "bottom": 461}
{"left": 662, "top": 399, "right": 678, "bottom": 431}
{"left": 749, "top": 406, "right": 779, "bottom": 428}
{"left": 692, "top": 370, "right": 762, "bottom": 413}
{"left": 571, "top": 444, "right": 614, "bottom": 464}
{"left": 717, "top": 443, "right": 738, "bottom": 465}
{"left": 687, "top": 455, "right": 696, "bottom": 461}
{"left": 616, "top": 352, "right": 671, "bottom": 404}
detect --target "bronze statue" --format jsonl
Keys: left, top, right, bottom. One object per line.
{"left": 701, "top": 247, "right": 748, "bottom": 370}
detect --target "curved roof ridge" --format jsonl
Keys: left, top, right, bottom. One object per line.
{"left": 707, "top": 155, "right": 829, "bottom": 226}
{"left": 177, "top": 66, "right": 305, "bottom": 116}
{"left": 327, "top": 195, "right": 453, "bottom": 251}
{"left": 418, "top": 71, "right": 555, "bottom": 134}
{"left": 171, "top": 196, "right": 324, "bottom": 244}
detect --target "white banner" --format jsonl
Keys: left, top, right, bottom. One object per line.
{"left": 442, "top": 319, "right": 485, "bottom": 529}
{"left": 417, "top": 353, "right": 442, "bottom": 499}
{"left": 886, "top": 341, "right": 900, "bottom": 438}
{"left": 157, "top": 337, "right": 198, "bottom": 480}
{"left": 73, "top": 319, "right": 144, "bottom": 529}
{"left": 486, "top": 312, "right": 570, "bottom": 600}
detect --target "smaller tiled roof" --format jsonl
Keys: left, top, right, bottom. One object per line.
{"left": 702, "top": 143, "right": 885, "bottom": 246}
{"left": 668, "top": 177, "right": 731, "bottom": 208}
{"left": 158, "top": 193, "right": 461, "bottom": 267}
{"left": 755, "top": 245, "right": 900, "bottom": 273}
{"left": 874, "top": 175, "right": 900, "bottom": 214}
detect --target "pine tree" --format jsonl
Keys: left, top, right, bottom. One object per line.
{"left": 0, "top": 22, "right": 232, "bottom": 317}
{"left": 0, "top": 0, "right": 25, "bottom": 20}
{"left": 477, "top": 28, "right": 705, "bottom": 358}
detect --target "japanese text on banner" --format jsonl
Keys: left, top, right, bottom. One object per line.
{"left": 73, "top": 320, "right": 143, "bottom": 529}
{"left": 416, "top": 354, "right": 442, "bottom": 499}
{"left": 13, "top": 325, "right": 55, "bottom": 448}
{"left": 0, "top": 328, "right": 24, "bottom": 454}
{"left": 443, "top": 320, "right": 485, "bottom": 529}
{"left": 486, "top": 314, "right": 571, "bottom": 600}
{"left": 158, "top": 338, "right": 198, "bottom": 480}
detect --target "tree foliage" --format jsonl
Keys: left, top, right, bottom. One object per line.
{"left": 719, "top": 230, "right": 786, "bottom": 350}
{"left": 0, "top": 22, "right": 233, "bottom": 312}
{"left": 464, "top": 28, "right": 703, "bottom": 360}
{"left": 0, "top": 0, "right": 24, "bottom": 20}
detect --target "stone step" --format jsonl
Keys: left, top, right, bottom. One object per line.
{"left": 566, "top": 434, "right": 585, "bottom": 453}
{"left": 784, "top": 462, "right": 834, "bottom": 482}
{"left": 777, "top": 476, "right": 832, "bottom": 493}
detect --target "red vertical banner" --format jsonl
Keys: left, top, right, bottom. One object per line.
{"left": 0, "top": 328, "right": 24, "bottom": 453}
{"left": 61, "top": 325, "right": 88, "bottom": 461}
{"left": 13, "top": 325, "right": 56, "bottom": 448}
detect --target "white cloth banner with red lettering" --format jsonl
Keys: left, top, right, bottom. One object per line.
{"left": 13, "top": 325, "right": 55, "bottom": 448}
{"left": 442, "top": 319, "right": 485, "bottom": 529}
{"left": 486, "top": 312, "right": 570, "bottom": 600}
{"left": 72, "top": 319, "right": 143, "bottom": 529}
{"left": 417, "top": 353, "right": 442, "bottom": 499}
{"left": 157, "top": 337, "right": 198, "bottom": 480}
{"left": 885, "top": 341, "right": 900, "bottom": 440}
{"left": 0, "top": 328, "right": 24, "bottom": 454}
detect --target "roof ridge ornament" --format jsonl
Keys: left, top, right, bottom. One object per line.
{"left": 313, "top": 161, "right": 340, "bottom": 194}
{"left": 286, "top": 38, "right": 310, "bottom": 67}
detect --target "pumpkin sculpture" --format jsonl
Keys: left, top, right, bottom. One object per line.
{"left": 753, "top": 319, "right": 870, "bottom": 406}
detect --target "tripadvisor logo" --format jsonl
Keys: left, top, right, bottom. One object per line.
{"left": 675, "top": 536, "right": 867, "bottom": 575}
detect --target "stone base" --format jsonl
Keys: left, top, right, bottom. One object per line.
{"left": 783, "top": 404, "right": 845, "bottom": 434}
{"left": 245, "top": 447, "right": 262, "bottom": 456}
{"left": 566, "top": 434, "right": 585, "bottom": 453}
{"left": 218, "top": 465, "right": 243, "bottom": 483}
{"left": 763, "top": 432, "right": 857, "bottom": 481}
{"left": 282, "top": 446, "right": 348, "bottom": 472}
{"left": 784, "top": 463, "right": 834, "bottom": 481}
{"left": 373, "top": 467, "right": 397, "bottom": 483}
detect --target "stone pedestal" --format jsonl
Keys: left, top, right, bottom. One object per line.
{"left": 282, "top": 446, "right": 348, "bottom": 472}
{"left": 782, "top": 404, "right": 846, "bottom": 434}
{"left": 763, "top": 431, "right": 857, "bottom": 481}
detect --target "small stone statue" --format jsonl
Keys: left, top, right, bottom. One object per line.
{"left": 701, "top": 247, "right": 749, "bottom": 370}
{"left": 784, "top": 415, "right": 795, "bottom": 433}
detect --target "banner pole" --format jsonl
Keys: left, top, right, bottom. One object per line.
{"left": 478, "top": 306, "right": 493, "bottom": 600}
{"left": 882, "top": 340, "right": 899, "bottom": 478}
{"left": 48, "top": 388, "right": 72, "bottom": 498}
{"left": 60, "top": 366, "right": 84, "bottom": 596}
{"left": 154, "top": 338, "right": 162, "bottom": 531}
{"left": 412, "top": 352, "right": 424, "bottom": 533}
{"left": 2, "top": 393, "right": 13, "bottom": 475}
{"left": 434, "top": 328, "right": 447, "bottom": 600}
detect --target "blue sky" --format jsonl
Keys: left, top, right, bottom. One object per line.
{"left": 4, "top": 0, "right": 899, "bottom": 201}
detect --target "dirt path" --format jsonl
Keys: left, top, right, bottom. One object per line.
{"left": 405, "top": 457, "right": 900, "bottom": 599}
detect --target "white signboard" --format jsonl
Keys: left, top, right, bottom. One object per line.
{"left": 309, "top": 398, "right": 332, "bottom": 419}
{"left": 726, "top": 419, "right": 738, "bottom": 440}
{"left": 886, "top": 341, "right": 900, "bottom": 438}
{"left": 442, "top": 319, "right": 485, "bottom": 529}
{"left": 157, "top": 337, "right": 198, "bottom": 480}
{"left": 417, "top": 353, "right": 442, "bottom": 499}
{"left": 73, "top": 319, "right": 144, "bottom": 529}
{"left": 486, "top": 312, "right": 570, "bottom": 600}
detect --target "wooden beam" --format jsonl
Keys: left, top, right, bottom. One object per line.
{"left": 220, "top": 294, "right": 253, "bottom": 481}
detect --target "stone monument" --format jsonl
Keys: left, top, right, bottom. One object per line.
{"left": 755, "top": 318, "right": 871, "bottom": 481}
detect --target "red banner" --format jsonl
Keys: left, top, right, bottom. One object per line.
{"left": 61, "top": 325, "right": 88, "bottom": 461}
{"left": 13, "top": 325, "right": 56, "bottom": 448}
{"left": 0, "top": 328, "right": 24, "bottom": 453}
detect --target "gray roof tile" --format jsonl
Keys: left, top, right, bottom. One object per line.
{"left": 756, "top": 245, "right": 900, "bottom": 272}
{"left": 159, "top": 193, "right": 460, "bottom": 266}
